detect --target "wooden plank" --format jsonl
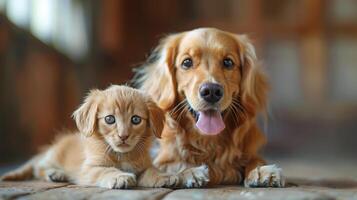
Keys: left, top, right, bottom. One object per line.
{"left": 162, "top": 186, "right": 337, "bottom": 200}
{"left": 303, "top": 187, "right": 357, "bottom": 200}
{"left": 0, "top": 181, "right": 69, "bottom": 200}
{"left": 5, "top": 182, "right": 172, "bottom": 200}
{"left": 1, "top": 182, "right": 357, "bottom": 200}
{"left": 89, "top": 188, "right": 172, "bottom": 200}
{"left": 16, "top": 185, "right": 108, "bottom": 200}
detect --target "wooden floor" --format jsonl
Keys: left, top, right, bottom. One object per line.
{"left": 1, "top": 179, "right": 357, "bottom": 200}
{"left": 1, "top": 159, "right": 357, "bottom": 200}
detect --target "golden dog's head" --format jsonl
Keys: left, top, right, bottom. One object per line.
{"left": 72, "top": 85, "right": 165, "bottom": 153}
{"left": 135, "top": 28, "right": 268, "bottom": 135}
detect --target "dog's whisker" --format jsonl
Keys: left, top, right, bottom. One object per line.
{"left": 232, "top": 103, "right": 247, "bottom": 121}
{"left": 171, "top": 100, "right": 189, "bottom": 122}
{"left": 230, "top": 105, "right": 239, "bottom": 126}
{"left": 176, "top": 108, "right": 185, "bottom": 123}
{"left": 227, "top": 105, "right": 234, "bottom": 125}
{"left": 230, "top": 99, "right": 247, "bottom": 123}
{"left": 172, "top": 99, "right": 187, "bottom": 110}
{"left": 171, "top": 104, "right": 187, "bottom": 118}
{"left": 232, "top": 98, "right": 248, "bottom": 115}
{"left": 170, "top": 100, "right": 187, "bottom": 117}
{"left": 176, "top": 104, "right": 189, "bottom": 123}
{"left": 229, "top": 104, "right": 240, "bottom": 127}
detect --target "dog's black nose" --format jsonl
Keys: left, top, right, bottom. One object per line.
{"left": 199, "top": 83, "right": 223, "bottom": 103}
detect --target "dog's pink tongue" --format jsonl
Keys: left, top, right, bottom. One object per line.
{"left": 196, "top": 110, "right": 225, "bottom": 135}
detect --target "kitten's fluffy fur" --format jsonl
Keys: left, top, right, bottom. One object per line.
{"left": 1, "top": 85, "right": 190, "bottom": 188}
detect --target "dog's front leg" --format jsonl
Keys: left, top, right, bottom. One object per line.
{"left": 155, "top": 161, "right": 210, "bottom": 188}
{"left": 138, "top": 167, "right": 179, "bottom": 188}
{"left": 243, "top": 156, "right": 285, "bottom": 187}
{"left": 177, "top": 164, "right": 210, "bottom": 188}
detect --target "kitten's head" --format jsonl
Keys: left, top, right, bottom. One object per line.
{"left": 72, "top": 85, "right": 165, "bottom": 153}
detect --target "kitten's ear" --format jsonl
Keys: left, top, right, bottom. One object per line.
{"left": 146, "top": 99, "right": 165, "bottom": 138}
{"left": 72, "top": 90, "right": 101, "bottom": 137}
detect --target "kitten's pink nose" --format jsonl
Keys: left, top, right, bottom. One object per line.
{"left": 119, "top": 135, "right": 129, "bottom": 141}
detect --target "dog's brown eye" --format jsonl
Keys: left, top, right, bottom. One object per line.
{"left": 223, "top": 58, "right": 234, "bottom": 69}
{"left": 181, "top": 58, "right": 193, "bottom": 69}
{"left": 105, "top": 115, "right": 116, "bottom": 125}
{"left": 131, "top": 115, "right": 142, "bottom": 125}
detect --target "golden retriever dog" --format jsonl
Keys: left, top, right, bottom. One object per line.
{"left": 1, "top": 85, "right": 185, "bottom": 189}
{"left": 133, "top": 27, "right": 285, "bottom": 187}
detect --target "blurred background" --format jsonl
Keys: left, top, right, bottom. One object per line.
{"left": 0, "top": 0, "right": 356, "bottom": 177}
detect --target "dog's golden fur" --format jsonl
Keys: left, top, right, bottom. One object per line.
{"left": 1, "top": 85, "right": 180, "bottom": 188}
{"left": 133, "top": 28, "right": 284, "bottom": 187}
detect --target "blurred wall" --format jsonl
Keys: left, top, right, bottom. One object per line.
{"left": 0, "top": 0, "right": 357, "bottom": 164}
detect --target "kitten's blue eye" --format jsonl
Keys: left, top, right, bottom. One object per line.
{"left": 105, "top": 115, "right": 115, "bottom": 124}
{"left": 131, "top": 115, "right": 142, "bottom": 125}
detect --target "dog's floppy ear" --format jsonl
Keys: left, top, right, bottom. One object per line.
{"left": 72, "top": 89, "right": 101, "bottom": 137}
{"left": 235, "top": 35, "right": 268, "bottom": 113}
{"left": 146, "top": 98, "right": 165, "bottom": 138}
{"left": 133, "top": 33, "right": 183, "bottom": 111}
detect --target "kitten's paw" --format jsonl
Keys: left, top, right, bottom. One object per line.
{"left": 45, "top": 169, "right": 68, "bottom": 182}
{"left": 180, "top": 165, "right": 210, "bottom": 188}
{"left": 244, "top": 164, "right": 285, "bottom": 188}
{"left": 101, "top": 172, "right": 137, "bottom": 189}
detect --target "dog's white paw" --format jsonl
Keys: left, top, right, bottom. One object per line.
{"left": 152, "top": 174, "right": 180, "bottom": 188}
{"left": 244, "top": 164, "right": 285, "bottom": 188}
{"left": 100, "top": 172, "right": 137, "bottom": 189}
{"left": 180, "top": 165, "right": 210, "bottom": 188}
{"left": 45, "top": 169, "right": 68, "bottom": 182}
